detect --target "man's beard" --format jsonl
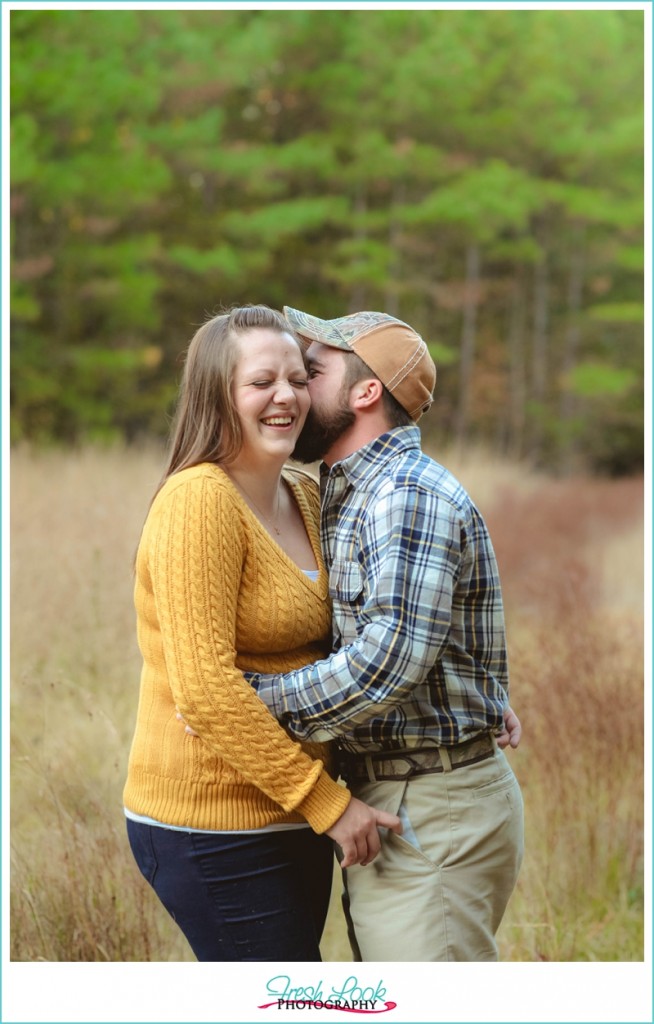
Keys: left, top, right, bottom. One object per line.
{"left": 292, "top": 401, "right": 355, "bottom": 464}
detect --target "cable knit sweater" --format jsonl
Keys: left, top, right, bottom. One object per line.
{"left": 123, "top": 462, "right": 350, "bottom": 833}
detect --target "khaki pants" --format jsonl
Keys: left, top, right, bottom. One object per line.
{"left": 342, "top": 747, "right": 524, "bottom": 962}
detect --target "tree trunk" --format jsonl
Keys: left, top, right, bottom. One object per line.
{"left": 348, "top": 185, "right": 369, "bottom": 312}
{"left": 454, "top": 242, "right": 480, "bottom": 448}
{"left": 507, "top": 274, "right": 528, "bottom": 458}
{"left": 384, "top": 180, "right": 406, "bottom": 318}
{"left": 529, "top": 247, "right": 550, "bottom": 461}
{"left": 559, "top": 223, "right": 586, "bottom": 470}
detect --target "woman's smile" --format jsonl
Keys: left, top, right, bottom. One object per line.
{"left": 232, "top": 328, "right": 311, "bottom": 463}
{"left": 261, "top": 414, "right": 295, "bottom": 427}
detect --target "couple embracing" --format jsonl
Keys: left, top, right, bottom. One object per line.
{"left": 123, "top": 303, "right": 524, "bottom": 962}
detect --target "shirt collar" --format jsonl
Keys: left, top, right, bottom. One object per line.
{"left": 320, "top": 425, "right": 421, "bottom": 490}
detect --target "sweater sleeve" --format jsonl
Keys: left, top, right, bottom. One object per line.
{"left": 146, "top": 472, "right": 349, "bottom": 833}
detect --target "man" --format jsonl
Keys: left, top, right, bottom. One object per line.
{"left": 248, "top": 306, "right": 524, "bottom": 962}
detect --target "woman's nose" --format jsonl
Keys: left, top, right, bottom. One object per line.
{"left": 272, "top": 381, "right": 294, "bottom": 402}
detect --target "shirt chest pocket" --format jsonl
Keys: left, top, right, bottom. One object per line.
{"left": 329, "top": 558, "right": 366, "bottom": 603}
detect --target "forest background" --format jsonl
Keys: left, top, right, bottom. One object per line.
{"left": 9, "top": 2, "right": 648, "bottom": 982}
{"left": 10, "top": 5, "right": 644, "bottom": 472}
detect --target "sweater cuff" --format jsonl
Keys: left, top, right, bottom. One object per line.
{"left": 297, "top": 768, "right": 351, "bottom": 834}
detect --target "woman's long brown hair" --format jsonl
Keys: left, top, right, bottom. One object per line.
{"left": 154, "top": 304, "right": 300, "bottom": 498}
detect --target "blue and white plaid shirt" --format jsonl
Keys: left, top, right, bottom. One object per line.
{"left": 251, "top": 426, "right": 509, "bottom": 753}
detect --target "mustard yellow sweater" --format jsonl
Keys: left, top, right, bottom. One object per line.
{"left": 123, "top": 463, "right": 350, "bottom": 833}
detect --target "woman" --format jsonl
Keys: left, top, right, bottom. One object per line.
{"left": 123, "top": 305, "right": 399, "bottom": 962}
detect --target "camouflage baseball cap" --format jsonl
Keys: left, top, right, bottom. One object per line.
{"left": 283, "top": 307, "right": 436, "bottom": 421}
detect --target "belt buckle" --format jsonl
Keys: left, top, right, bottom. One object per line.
{"left": 367, "top": 751, "right": 433, "bottom": 782}
{"left": 383, "top": 754, "right": 419, "bottom": 781}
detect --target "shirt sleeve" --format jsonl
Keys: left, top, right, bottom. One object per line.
{"left": 147, "top": 473, "right": 350, "bottom": 832}
{"left": 251, "top": 483, "right": 460, "bottom": 740}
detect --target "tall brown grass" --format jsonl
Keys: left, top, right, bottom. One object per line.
{"left": 9, "top": 445, "right": 645, "bottom": 961}
{"left": 482, "top": 473, "right": 644, "bottom": 961}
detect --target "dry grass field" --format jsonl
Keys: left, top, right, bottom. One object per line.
{"left": 9, "top": 444, "right": 645, "bottom": 962}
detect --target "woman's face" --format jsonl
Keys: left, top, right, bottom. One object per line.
{"left": 231, "top": 328, "right": 311, "bottom": 467}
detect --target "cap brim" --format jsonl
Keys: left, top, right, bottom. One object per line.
{"left": 283, "top": 306, "right": 351, "bottom": 349}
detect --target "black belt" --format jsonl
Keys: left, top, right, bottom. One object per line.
{"left": 338, "top": 734, "right": 496, "bottom": 783}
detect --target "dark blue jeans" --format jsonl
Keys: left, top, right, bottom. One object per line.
{"left": 127, "top": 819, "right": 334, "bottom": 962}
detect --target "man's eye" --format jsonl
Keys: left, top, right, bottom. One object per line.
{"left": 307, "top": 369, "right": 320, "bottom": 379}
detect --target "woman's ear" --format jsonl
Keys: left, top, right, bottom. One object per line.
{"left": 350, "top": 377, "right": 384, "bottom": 412}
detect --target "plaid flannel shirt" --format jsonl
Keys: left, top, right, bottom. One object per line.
{"left": 251, "top": 427, "right": 509, "bottom": 753}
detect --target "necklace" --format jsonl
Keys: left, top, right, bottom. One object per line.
{"left": 228, "top": 474, "right": 282, "bottom": 536}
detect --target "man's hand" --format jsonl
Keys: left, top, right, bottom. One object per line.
{"left": 176, "top": 708, "right": 198, "bottom": 736}
{"left": 496, "top": 704, "right": 522, "bottom": 749}
{"left": 326, "top": 796, "right": 402, "bottom": 868}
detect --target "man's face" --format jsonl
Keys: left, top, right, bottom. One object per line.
{"left": 292, "top": 342, "right": 355, "bottom": 464}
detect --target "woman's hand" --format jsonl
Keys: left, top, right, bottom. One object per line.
{"left": 177, "top": 707, "right": 400, "bottom": 867}
{"left": 326, "top": 797, "right": 402, "bottom": 868}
